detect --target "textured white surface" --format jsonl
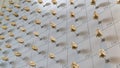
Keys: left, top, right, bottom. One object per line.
{"left": 0, "top": 0, "right": 120, "bottom": 68}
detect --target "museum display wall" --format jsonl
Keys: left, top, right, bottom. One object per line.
{"left": 0, "top": 0, "right": 120, "bottom": 68}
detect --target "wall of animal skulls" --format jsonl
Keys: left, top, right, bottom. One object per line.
{"left": 0, "top": 0, "right": 120, "bottom": 68}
